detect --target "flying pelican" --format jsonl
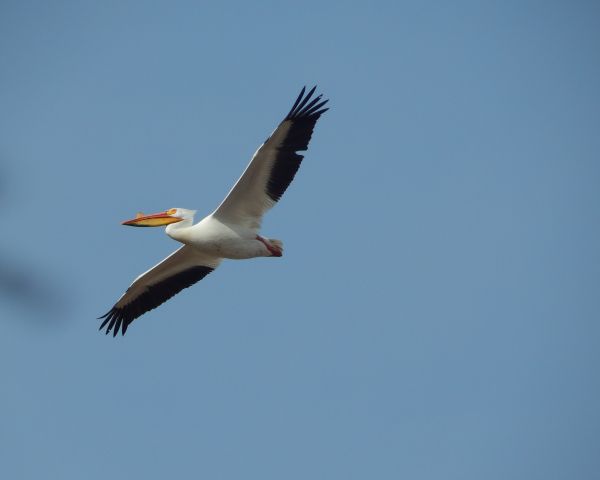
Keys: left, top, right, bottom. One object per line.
{"left": 99, "top": 86, "right": 328, "bottom": 336}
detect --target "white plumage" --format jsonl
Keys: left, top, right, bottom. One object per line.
{"left": 99, "top": 87, "right": 328, "bottom": 336}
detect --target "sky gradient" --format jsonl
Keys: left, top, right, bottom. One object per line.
{"left": 1, "top": 1, "right": 599, "bottom": 479}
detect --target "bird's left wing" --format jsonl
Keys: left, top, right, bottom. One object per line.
{"left": 99, "top": 245, "right": 221, "bottom": 336}
{"left": 212, "top": 86, "right": 328, "bottom": 230}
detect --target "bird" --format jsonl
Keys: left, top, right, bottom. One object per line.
{"left": 99, "top": 86, "right": 329, "bottom": 336}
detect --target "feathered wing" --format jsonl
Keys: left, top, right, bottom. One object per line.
{"left": 212, "top": 86, "right": 329, "bottom": 230}
{"left": 98, "top": 246, "right": 221, "bottom": 336}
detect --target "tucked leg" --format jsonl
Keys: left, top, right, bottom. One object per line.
{"left": 256, "top": 235, "right": 283, "bottom": 257}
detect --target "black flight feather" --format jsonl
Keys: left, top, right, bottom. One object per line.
{"left": 98, "top": 266, "right": 214, "bottom": 336}
{"left": 266, "top": 86, "right": 328, "bottom": 202}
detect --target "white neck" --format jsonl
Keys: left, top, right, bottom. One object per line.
{"left": 166, "top": 220, "right": 194, "bottom": 244}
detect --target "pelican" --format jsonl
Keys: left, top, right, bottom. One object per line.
{"left": 99, "top": 86, "right": 328, "bottom": 336}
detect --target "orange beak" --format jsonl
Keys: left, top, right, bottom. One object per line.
{"left": 122, "top": 211, "right": 184, "bottom": 227}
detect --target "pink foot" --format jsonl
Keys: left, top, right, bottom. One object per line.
{"left": 256, "top": 236, "right": 283, "bottom": 257}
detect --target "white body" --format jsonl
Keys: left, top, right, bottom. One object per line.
{"left": 166, "top": 214, "right": 277, "bottom": 259}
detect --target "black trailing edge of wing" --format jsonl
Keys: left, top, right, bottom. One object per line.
{"left": 98, "top": 266, "right": 215, "bottom": 337}
{"left": 266, "top": 86, "right": 329, "bottom": 202}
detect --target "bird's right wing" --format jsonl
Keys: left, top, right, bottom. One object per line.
{"left": 99, "top": 245, "right": 221, "bottom": 336}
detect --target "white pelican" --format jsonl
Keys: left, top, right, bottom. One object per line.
{"left": 99, "top": 86, "right": 328, "bottom": 336}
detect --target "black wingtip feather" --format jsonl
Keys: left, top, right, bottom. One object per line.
{"left": 292, "top": 85, "right": 317, "bottom": 114}
{"left": 113, "top": 317, "right": 122, "bottom": 337}
{"left": 99, "top": 314, "right": 111, "bottom": 331}
{"left": 286, "top": 86, "right": 307, "bottom": 118}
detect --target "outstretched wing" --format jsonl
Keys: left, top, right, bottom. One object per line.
{"left": 98, "top": 246, "right": 221, "bottom": 336}
{"left": 213, "top": 86, "right": 329, "bottom": 230}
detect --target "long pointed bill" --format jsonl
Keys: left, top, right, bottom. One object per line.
{"left": 122, "top": 211, "right": 184, "bottom": 227}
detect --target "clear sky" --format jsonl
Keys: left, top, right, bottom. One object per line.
{"left": 1, "top": 1, "right": 599, "bottom": 479}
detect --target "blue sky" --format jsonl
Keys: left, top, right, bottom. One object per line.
{"left": 1, "top": 1, "right": 599, "bottom": 479}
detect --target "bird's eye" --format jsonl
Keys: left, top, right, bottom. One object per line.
{"left": 167, "top": 208, "right": 177, "bottom": 215}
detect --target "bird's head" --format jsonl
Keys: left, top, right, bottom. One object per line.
{"left": 121, "top": 208, "right": 196, "bottom": 227}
